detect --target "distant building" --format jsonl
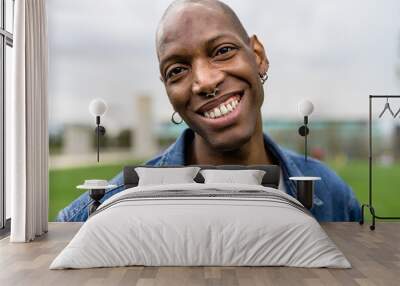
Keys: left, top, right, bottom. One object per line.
{"left": 131, "top": 95, "right": 159, "bottom": 158}
{"left": 155, "top": 119, "right": 376, "bottom": 161}
{"left": 62, "top": 125, "right": 92, "bottom": 155}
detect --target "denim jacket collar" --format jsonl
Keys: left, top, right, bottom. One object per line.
{"left": 153, "top": 128, "right": 323, "bottom": 206}
{"left": 263, "top": 137, "right": 324, "bottom": 206}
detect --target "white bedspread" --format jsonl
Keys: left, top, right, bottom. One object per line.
{"left": 50, "top": 183, "right": 351, "bottom": 269}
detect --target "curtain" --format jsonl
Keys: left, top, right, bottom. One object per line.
{"left": 7, "top": 0, "right": 48, "bottom": 242}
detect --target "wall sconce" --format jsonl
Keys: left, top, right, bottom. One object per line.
{"left": 298, "top": 100, "right": 314, "bottom": 162}
{"left": 89, "top": 99, "right": 108, "bottom": 162}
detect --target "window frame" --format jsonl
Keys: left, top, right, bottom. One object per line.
{"left": 0, "top": 0, "right": 13, "bottom": 233}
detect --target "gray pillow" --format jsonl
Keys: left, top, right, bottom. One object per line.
{"left": 135, "top": 167, "right": 201, "bottom": 186}
{"left": 200, "top": 169, "right": 266, "bottom": 185}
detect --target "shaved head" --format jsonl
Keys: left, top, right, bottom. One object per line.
{"left": 156, "top": 0, "right": 250, "bottom": 57}
{"left": 154, "top": 0, "right": 269, "bottom": 154}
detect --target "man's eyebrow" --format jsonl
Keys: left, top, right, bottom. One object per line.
{"left": 205, "top": 33, "right": 236, "bottom": 46}
{"left": 159, "top": 33, "right": 238, "bottom": 70}
{"left": 159, "top": 54, "right": 187, "bottom": 75}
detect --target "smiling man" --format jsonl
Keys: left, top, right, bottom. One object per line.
{"left": 157, "top": 0, "right": 271, "bottom": 166}
{"left": 57, "top": 0, "right": 361, "bottom": 222}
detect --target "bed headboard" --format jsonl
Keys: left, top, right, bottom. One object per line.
{"left": 123, "top": 164, "right": 280, "bottom": 189}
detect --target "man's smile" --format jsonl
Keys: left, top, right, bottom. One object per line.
{"left": 194, "top": 90, "right": 245, "bottom": 129}
{"left": 195, "top": 90, "right": 244, "bottom": 114}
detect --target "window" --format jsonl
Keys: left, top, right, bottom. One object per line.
{"left": 0, "top": 0, "right": 14, "bottom": 232}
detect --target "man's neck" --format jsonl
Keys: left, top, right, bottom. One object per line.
{"left": 186, "top": 118, "right": 275, "bottom": 166}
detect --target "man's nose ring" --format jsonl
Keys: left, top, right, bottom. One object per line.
{"left": 206, "top": 88, "right": 219, "bottom": 98}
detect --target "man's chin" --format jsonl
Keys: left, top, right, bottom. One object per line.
{"left": 203, "top": 129, "right": 253, "bottom": 152}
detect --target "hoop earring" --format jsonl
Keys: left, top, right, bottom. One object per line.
{"left": 260, "top": 72, "right": 268, "bottom": 84}
{"left": 171, "top": 111, "right": 183, "bottom": 125}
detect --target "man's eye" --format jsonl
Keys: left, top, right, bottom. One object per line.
{"left": 166, "top": 66, "right": 186, "bottom": 79}
{"left": 215, "top": 46, "right": 236, "bottom": 56}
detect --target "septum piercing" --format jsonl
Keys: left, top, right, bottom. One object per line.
{"left": 206, "top": 88, "right": 219, "bottom": 98}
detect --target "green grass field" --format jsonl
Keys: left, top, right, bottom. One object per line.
{"left": 330, "top": 160, "right": 400, "bottom": 220}
{"left": 49, "top": 160, "right": 142, "bottom": 220}
{"left": 49, "top": 160, "right": 400, "bottom": 221}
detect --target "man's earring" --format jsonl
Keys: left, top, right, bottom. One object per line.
{"left": 259, "top": 72, "right": 268, "bottom": 84}
{"left": 171, "top": 111, "right": 183, "bottom": 125}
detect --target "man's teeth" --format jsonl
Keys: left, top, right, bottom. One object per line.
{"left": 204, "top": 97, "right": 240, "bottom": 119}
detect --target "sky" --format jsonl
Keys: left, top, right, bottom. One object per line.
{"left": 47, "top": 0, "right": 400, "bottom": 133}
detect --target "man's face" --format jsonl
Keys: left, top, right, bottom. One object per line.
{"left": 157, "top": 3, "right": 268, "bottom": 151}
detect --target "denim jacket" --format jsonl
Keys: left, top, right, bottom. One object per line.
{"left": 56, "top": 128, "right": 361, "bottom": 222}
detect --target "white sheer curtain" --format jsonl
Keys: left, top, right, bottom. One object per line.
{"left": 7, "top": 0, "right": 48, "bottom": 242}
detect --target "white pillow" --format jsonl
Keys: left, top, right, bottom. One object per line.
{"left": 200, "top": 169, "right": 266, "bottom": 185}
{"left": 135, "top": 167, "right": 201, "bottom": 186}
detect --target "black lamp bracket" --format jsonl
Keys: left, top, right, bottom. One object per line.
{"left": 95, "top": 125, "right": 106, "bottom": 136}
{"left": 298, "top": 116, "right": 310, "bottom": 162}
{"left": 298, "top": 125, "right": 309, "bottom": 137}
{"left": 95, "top": 115, "right": 106, "bottom": 162}
{"left": 298, "top": 116, "right": 309, "bottom": 136}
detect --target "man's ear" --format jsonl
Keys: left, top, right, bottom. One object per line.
{"left": 249, "top": 35, "right": 269, "bottom": 75}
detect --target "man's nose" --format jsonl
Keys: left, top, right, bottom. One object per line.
{"left": 191, "top": 60, "right": 224, "bottom": 96}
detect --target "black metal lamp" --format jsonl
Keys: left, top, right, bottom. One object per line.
{"left": 89, "top": 99, "right": 108, "bottom": 162}
{"left": 298, "top": 99, "right": 314, "bottom": 162}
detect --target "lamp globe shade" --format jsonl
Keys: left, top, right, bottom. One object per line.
{"left": 89, "top": 99, "right": 108, "bottom": 117}
{"left": 298, "top": 100, "right": 314, "bottom": 116}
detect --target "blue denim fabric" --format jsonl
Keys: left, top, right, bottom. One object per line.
{"left": 56, "top": 128, "right": 361, "bottom": 222}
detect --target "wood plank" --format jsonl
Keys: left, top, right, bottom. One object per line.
{"left": 0, "top": 222, "right": 399, "bottom": 286}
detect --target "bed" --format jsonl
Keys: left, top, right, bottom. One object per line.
{"left": 49, "top": 165, "right": 350, "bottom": 269}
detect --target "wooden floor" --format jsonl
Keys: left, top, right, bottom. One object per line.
{"left": 0, "top": 222, "right": 399, "bottom": 286}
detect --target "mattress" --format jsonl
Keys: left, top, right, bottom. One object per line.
{"left": 50, "top": 183, "right": 351, "bottom": 269}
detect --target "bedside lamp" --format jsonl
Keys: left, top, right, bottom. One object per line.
{"left": 89, "top": 99, "right": 108, "bottom": 162}
{"left": 298, "top": 100, "right": 314, "bottom": 162}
